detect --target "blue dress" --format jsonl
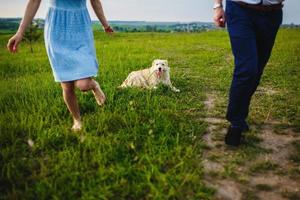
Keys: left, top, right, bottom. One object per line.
{"left": 44, "top": 0, "right": 98, "bottom": 82}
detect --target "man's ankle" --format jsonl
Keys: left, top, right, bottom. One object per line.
{"left": 230, "top": 121, "right": 249, "bottom": 132}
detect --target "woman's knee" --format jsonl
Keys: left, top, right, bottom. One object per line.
{"left": 76, "top": 79, "right": 93, "bottom": 92}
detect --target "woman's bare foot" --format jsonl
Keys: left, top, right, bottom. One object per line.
{"left": 92, "top": 80, "right": 106, "bottom": 106}
{"left": 71, "top": 119, "right": 82, "bottom": 132}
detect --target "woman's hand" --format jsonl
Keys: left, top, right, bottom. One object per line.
{"left": 7, "top": 0, "right": 41, "bottom": 53}
{"left": 104, "top": 26, "right": 114, "bottom": 34}
{"left": 7, "top": 33, "right": 23, "bottom": 53}
{"left": 90, "top": 0, "right": 112, "bottom": 34}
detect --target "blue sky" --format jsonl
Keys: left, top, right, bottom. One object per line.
{"left": 1, "top": 0, "right": 299, "bottom": 24}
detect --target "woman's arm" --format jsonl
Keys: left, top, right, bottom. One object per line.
{"left": 7, "top": 0, "right": 41, "bottom": 53}
{"left": 90, "top": 0, "right": 113, "bottom": 33}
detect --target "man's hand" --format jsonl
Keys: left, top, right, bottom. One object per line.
{"left": 213, "top": 7, "right": 226, "bottom": 28}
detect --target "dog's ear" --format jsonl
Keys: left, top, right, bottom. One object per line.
{"left": 152, "top": 59, "right": 158, "bottom": 66}
{"left": 164, "top": 60, "right": 169, "bottom": 66}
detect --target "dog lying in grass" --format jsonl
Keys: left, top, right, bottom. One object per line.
{"left": 119, "top": 59, "right": 180, "bottom": 92}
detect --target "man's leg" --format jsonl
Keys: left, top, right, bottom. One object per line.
{"left": 224, "top": 1, "right": 263, "bottom": 146}
{"left": 226, "top": 38, "right": 258, "bottom": 129}
{"left": 250, "top": 10, "right": 283, "bottom": 96}
{"left": 225, "top": 1, "right": 258, "bottom": 130}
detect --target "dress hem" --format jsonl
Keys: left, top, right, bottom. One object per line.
{"left": 54, "top": 73, "right": 98, "bottom": 83}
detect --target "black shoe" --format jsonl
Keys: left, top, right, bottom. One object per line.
{"left": 225, "top": 126, "right": 243, "bottom": 147}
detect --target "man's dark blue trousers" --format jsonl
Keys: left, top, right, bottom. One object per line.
{"left": 225, "top": 0, "right": 283, "bottom": 128}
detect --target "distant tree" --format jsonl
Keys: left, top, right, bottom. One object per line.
{"left": 145, "top": 25, "right": 152, "bottom": 32}
{"left": 0, "top": 20, "right": 19, "bottom": 32}
{"left": 23, "top": 20, "right": 42, "bottom": 53}
{"left": 146, "top": 25, "right": 158, "bottom": 32}
{"left": 114, "top": 26, "right": 120, "bottom": 31}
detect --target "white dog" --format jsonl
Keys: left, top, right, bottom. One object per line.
{"left": 119, "top": 59, "right": 180, "bottom": 92}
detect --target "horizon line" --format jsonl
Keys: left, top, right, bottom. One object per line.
{"left": 0, "top": 17, "right": 299, "bottom": 25}
{"left": 0, "top": 17, "right": 212, "bottom": 23}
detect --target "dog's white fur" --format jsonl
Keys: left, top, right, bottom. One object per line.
{"left": 119, "top": 59, "right": 180, "bottom": 92}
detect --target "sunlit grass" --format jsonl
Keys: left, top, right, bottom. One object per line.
{"left": 0, "top": 29, "right": 299, "bottom": 199}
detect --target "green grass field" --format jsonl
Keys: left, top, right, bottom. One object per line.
{"left": 0, "top": 29, "right": 299, "bottom": 199}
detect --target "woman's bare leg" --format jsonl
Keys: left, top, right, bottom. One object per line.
{"left": 61, "top": 81, "right": 82, "bottom": 131}
{"left": 75, "top": 78, "right": 106, "bottom": 106}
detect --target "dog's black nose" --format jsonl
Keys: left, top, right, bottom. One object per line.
{"left": 158, "top": 67, "right": 162, "bottom": 71}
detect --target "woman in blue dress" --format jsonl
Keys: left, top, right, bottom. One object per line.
{"left": 7, "top": 0, "right": 114, "bottom": 131}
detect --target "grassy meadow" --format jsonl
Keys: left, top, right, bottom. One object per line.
{"left": 0, "top": 29, "right": 300, "bottom": 199}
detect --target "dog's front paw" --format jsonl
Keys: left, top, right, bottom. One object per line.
{"left": 172, "top": 87, "right": 180, "bottom": 93}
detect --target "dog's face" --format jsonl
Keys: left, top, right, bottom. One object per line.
{"left": 150, "top": 59, "right": 169, "bottom": 78}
